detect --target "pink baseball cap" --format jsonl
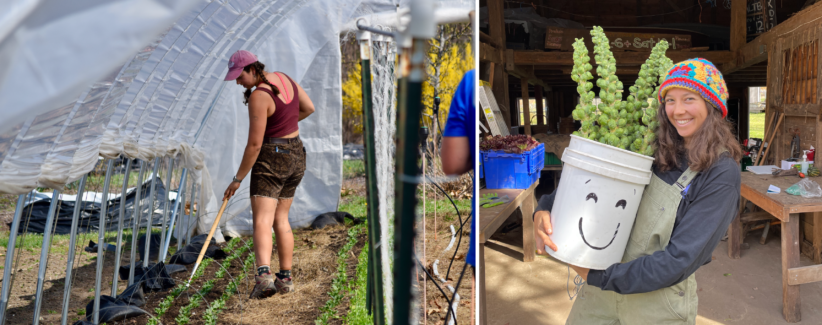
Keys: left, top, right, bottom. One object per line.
{"left": 224, "top": 50, "right": 258, "bottom": 81}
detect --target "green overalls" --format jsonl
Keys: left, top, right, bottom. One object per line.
{"left": 566, "top": 168, "right": 700, "bottom": 325}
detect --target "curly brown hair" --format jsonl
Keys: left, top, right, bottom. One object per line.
{"left": 242, "top": 61, "right": 280, "bottom": 105}
{"left": 653, "top": 100, "right": 743, "bottom": 172}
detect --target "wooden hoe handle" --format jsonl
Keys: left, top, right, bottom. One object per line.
{"left": 193, "top": 199, "right": 228, "bottom": 268}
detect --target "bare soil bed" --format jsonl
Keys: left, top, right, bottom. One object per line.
{"left": 0, "top": 223, "right": 365, "bottom": 325}
{"left": 417, "top": 203, "right": 474, "bottom": 325}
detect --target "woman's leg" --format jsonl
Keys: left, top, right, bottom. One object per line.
{"left": 273, "top": 197, "right": 294, "bottom": 271}
{"left": 251, "top": 195, "right": 278, "bottom": 268}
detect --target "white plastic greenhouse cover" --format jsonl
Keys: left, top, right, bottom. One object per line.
{"left": 0, "top": 0, "right": 473, "bottom": 239}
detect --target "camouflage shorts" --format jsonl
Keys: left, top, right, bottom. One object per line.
{"left": 250, "top": 138, "right": 306, "bottom": 199}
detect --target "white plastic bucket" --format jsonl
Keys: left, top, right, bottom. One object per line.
{"left": 546, "top": 135, "right": 654, "bottom": 270}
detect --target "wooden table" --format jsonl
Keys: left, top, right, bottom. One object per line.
{"left": 478, "top": 180, "right": 539, "bottom": 325}
{"left": 731, "top": 172, "right": 822, "bottom": 322}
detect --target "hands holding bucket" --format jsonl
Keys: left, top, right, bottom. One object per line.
{"left": 535, "top": 210, "right": 557, "bottom": 254}
{"left": 535, "top": 210, "right": 590, "bottom": 281}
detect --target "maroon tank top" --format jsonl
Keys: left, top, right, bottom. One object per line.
{"left": 254, "top": 72, "right": 299, "bottom": 138}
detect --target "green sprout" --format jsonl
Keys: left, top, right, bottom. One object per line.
{"left": 571, "top": 26, "right": 673, "bottom": 156}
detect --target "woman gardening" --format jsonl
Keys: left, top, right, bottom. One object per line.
{"left": 535, "top": 58, "right": 742, "bottom": 324}
{"left": 222, "top": 50, "right": 315, "bottom": 299}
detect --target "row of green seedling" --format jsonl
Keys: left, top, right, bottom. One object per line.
{"left": 203, "top": 245, "right": 257, "bottom": 325}
{"left": 315, "top": 225, "right": 363, "bottom": 324}
{"left": 174, "top": 239, "right": 254, "bottom": 324}
{"left": 344, "top": 241, "right": 371, "bottom": 325}
{"left": 146, "top": 237, "right": 244, "bottom": 325}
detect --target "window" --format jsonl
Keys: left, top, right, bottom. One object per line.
{"left": 749, "top": 86, "right": 767, "bottom": 139}
{"left": 516, "top": 98, "right": 548, "bottom": 126}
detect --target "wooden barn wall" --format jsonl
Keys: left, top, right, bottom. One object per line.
{"left": 767, "top": 22, "right": 822, "bottom": 166}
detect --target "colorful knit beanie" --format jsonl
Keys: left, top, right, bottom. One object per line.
{"left": 657, "top": 58, "right": 729, "bottom": 118}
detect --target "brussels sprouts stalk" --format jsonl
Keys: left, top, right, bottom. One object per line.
{"left": 570, "top": 26, "right": 673, "bottom": 157}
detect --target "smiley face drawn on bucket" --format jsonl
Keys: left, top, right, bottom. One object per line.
{"left": 578, "top": 179, "right": 628, "bottom": 250}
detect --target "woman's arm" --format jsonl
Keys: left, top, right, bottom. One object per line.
{"left": 295, "top": 80, "right": 315, "bottom": 121}
{"left": 588, "top": 163, "right": 740, "bottom": 294}
{"left": 236, "top": 92, "right": 268, "bottom": 179}
{"left": 441, "top": 137, "right": 471, "bottom": 175}
{"left": 225, "top": 91, "right": 268, "bottom": 200}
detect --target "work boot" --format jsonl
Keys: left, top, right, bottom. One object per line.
{"left": 274, "top": 274, "right": 294, "bottom": 294}
{"left": 249, "top": 273, "right": 278, "bottom": 299}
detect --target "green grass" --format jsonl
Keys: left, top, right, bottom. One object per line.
{"left": 0, "top": 228, "right": 177, "bottom": 257}
{"left": 421, "top": 197, "right": 471, "bottom": 223}
{"left": 341, "top": 192, "right": 469, "bottom": 224}
{"left": 339, "top": 195, "right": 366, "bottom": 220}
{"left": 750, "top": 112, "right": 765, "bottom": 139}
{"left": 343, "top": 160, "right": 366, "bottom": 179}
{"left": 344, "top": 242, "right": 371, "bottom": 325}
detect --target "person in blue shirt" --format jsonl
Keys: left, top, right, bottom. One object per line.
{"left": 441, "top": 69, "right": 476, "bottom": 269}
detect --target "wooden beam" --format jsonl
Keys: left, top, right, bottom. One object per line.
{"left": 521, "top": 75, "right": 532, "bottom": 135}
{"left": 740, "top": 211, "right": 776, "bottom": 223}
{"left": 479, "top": 31, "right": 499, "bottom": 48}
{"left": 488, "top": 62, "right": 495, "bottom": 88}
{"left": 488, "top": 0, "right": 509, "bottom": 128}
{"left": 724, "top": 1, "right": 822, "bottom": 75}
{"left": 782, "top": 213, "right": 801, "bottom": 322}
{"left": 731, "top": 0, "right": 746, "bottom": 52}
{"left": 507, "top": 59, "right": 551, "bottom": 89}
{"left": 480, "top": 42, "right": 503, "bottom": 64}
{"left": 535, "top": 86, "right": 544, "bottom": 126}
{"left": 514, "top": 51, "right": 734, "bottom": 66}
{"left": 788, "top": 265, "right": 822, "bottom": 285}
{"left": 488, "top": 0, "right": 505, "bottom": 47}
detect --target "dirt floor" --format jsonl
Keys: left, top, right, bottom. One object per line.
{"left": 0, "top": 223, "right": 364, "bottom": 325}
{"left": 483, "top": 215, "right": 822, "bottom": 325}
{"left": 416, "top": 187, "right": 474, "bottom": 324}
{"left": 217, "top": 226, "right": 365, "bottom": 324}
{"left": 0, "top": 165, "right": 459, "bottom": 324}
{"left": 1, "top": 231, "right": 133, "bottom": 324}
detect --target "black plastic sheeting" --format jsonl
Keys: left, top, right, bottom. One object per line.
{"left": 168, "top": 234, "right": 229, "bottom": 265}
{"left": 9, "top": 176, "right": 172, "bottom": 234}
{"left": 72, "top": 262, "right": 190, "bottom": 324}
{"left": 118, "top": 262, "right": 187, "bottom": 284}
{"left": 117, "top": 282, "right": 147, "bottom": 307}
{"left": 132, "top": 262, "right": 177, "bottom": 292}
{"left": 311, "top": 211, "right": 363, "bottom": 229}
{"left": 84, "top": 240, "right": 116, "bottom": 253}
{"left": 136, "top": 234, "right": 164, "bottom": 261}
{"left": 72, "top": 283, "right": 151, "bottom": 325}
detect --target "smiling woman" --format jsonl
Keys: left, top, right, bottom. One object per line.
{"left": 534, "top": 58, "right": 744, "bottom": 325}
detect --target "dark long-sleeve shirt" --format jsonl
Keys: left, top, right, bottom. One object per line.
{"left": 537, "top": 153, "right": 740, "bottom": 294}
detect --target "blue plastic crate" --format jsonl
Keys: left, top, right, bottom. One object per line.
{"left": 480, "top": 143, "right": 544, "bottom": 189}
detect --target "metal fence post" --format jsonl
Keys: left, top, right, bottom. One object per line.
{"left": 112, "top": 159, "right": 132, "bottom": 295}
{"left": 93, "top": 159, "right": 114, "bottom": 324}
{"left": 0, "top": 193, "right": 28, "bottom": 325}
{"left": 60, "top": 175, "right": 88, "bottom": 325}
{"left": 32, "top": 190, "right": 62, "bottom": 325}
{"left": 129, "top": 161, "right": 146, "bottom": 285}
{"left": 144, "top": 158, "right": 160, "bottom": 267}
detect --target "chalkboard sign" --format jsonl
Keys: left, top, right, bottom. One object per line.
{"left": 544, "top": 28, "right": 691, "bottom": 51}
{"left": 747, "top": 0, "right": 777, "bottom": 40}
{"left": 545, "top": 28, "right": 564, "bottom": 49}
